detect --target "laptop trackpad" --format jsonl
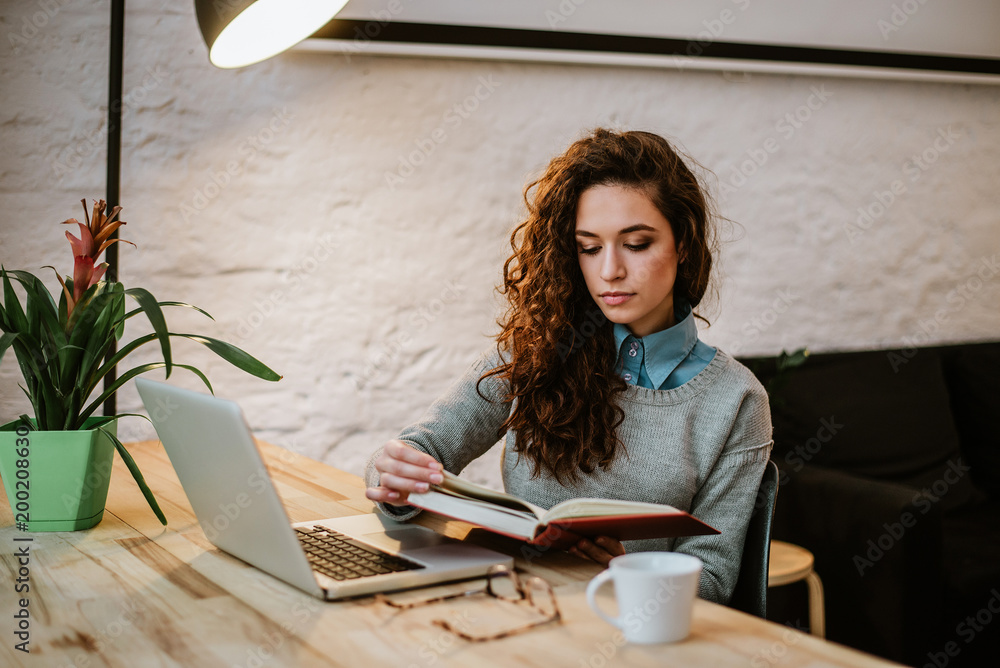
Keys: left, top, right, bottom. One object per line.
{"left": 363, "top": 528, "right": 448, "bottom": 552}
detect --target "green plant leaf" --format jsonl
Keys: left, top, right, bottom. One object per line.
{"left": 112, "top": 282, "right": 126, "bottom": 339}
{"left": 175, "top": 333, "right": 282, "bottom": 382}
{"left": 74, "top": 291, "right": 120, "bottom": 392}
{"left": 0, "top": 332, "right": 17, "bottom": 366}
{"left": 87, "top": 415, "right": 117, "bottom": 430}
{"left": 101, "top": 425, "right": 167, "bottom": 525}
{"left": 17, "top": 384, "right": 39, "bottom": 424}
{"left": 84, "top": 332, "right": 158, "bottom": 391}
{"left": 8, "top": 270, "right": 65, "bottom": 348}
{"left": 776, "top": 347, "right": 810, "bottom": 372}
{"left": 67, "top": 279, "right": 107, "bottom": 335}
{"left": 1, "top": 270, "right": 29, "bottom": 335}
{"left": 120, "top": 301, "right": 215, "bottom": 323}
{"left": 77, "top": 362, "right": 214, "bottom": 425}
{"left": 84, "top": 332, "right": 279, "bottom": 403}
{"left": 125, "top": 288, "right": 172, "bottom": 378}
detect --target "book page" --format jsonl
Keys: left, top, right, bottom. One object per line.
{"left": 543, "top": 498, "right": 683, "bottom": 523}
{"left": 436, "top": 472, "right": 547, "bottom": 519}
{"left": 406, "top": 488, "right": 540, "bottom": 539}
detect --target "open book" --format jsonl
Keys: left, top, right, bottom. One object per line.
{"left": 407, "top": 472, "right": 719, "bottom": 549}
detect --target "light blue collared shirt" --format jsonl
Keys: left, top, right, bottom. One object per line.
{"left": 613, "top": 302, "right": 717, "bottom": 390}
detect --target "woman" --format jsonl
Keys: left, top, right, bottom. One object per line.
{"left": 364, "top": 128, "right": 772, "bottom": 604}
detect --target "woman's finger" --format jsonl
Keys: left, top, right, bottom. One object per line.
{"left": 376, "top": 457, "right": 444, "bottom": 484}
{"left": 365, "top": 486, "right": 408, "bottom": 505}
{"left": 377, "top": 472, "right": 438, "bottom": 494}
{"left": 594, "top": 536, "right": 626, "bottom": 557}
{"left": 384, "top": 440, "right": 442, "bottom": 469}
{"left": 572, "top": 538, "right": 614, "bottom": 566}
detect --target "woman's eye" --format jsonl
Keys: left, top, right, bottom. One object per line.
{"left": 578, "top": 247, "right": 600, "bottom": 255}
{"left": 625, "top": 242, "right": 651, "bottom": 252}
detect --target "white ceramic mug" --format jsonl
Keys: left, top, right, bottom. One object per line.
{"left": 585, "top": 552, "right": 702, "bottom": 644}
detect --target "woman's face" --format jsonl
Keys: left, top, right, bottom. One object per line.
{"left": 574, "top": 184, "right": 681, "bottom": 338}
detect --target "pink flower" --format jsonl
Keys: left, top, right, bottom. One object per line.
{"left": 56, "top": 199, "right": 133, "bottom": 317}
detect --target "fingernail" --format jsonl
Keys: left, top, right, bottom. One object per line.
{"left": 429, "top": 473, "right": 443, "bottom": 483}
{"left": 387, "top": 491, "right": 399, "bottom": 499}
{"left": 417, "top": 483, "right": 429, "bottom": 492}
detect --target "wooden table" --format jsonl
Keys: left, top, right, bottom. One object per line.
{"left": 0, "top": 440, "right": 903, "bottom": 667}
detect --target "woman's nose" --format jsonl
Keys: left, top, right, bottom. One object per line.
{"left": 600, "top": 249, "right": 625, "bottom": 281}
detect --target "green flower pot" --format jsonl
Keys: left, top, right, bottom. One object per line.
{"left": 0, "top": 417, "right": 117, "bottom": 531}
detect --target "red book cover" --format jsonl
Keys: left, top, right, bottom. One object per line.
{"left": 531, "top": 513, "right": 719, "bottom": 549}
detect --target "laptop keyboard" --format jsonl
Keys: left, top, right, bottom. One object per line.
{"left": 295, "top": 526, "right": 424, "bottom": 581}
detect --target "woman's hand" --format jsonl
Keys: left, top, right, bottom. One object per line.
{"left": 365, "top": 439, "right": 444, "bottom": 506}
{"left": 569, "top": 535, "right": 626, "bottom": 566}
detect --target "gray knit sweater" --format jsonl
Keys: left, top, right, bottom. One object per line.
{"left": 364, "top": 347, "right": 773, "bottom": 604}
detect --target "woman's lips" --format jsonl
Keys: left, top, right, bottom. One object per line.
{"left": 601, "top": 293, "right": 633, "bottom": 306}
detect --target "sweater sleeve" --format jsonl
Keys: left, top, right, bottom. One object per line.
{"left": 669, "top": 382, "right": 773, "bottom": 604}
{"left": 364, "top": 348, "right": 512, "bottom": 521}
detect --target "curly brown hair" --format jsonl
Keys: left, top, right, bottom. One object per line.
{"left": 479, "top": 128, "right": 718, "bottom": 483}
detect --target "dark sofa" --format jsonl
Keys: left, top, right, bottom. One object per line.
{"left": 742, "top": 340, "right": 1000, "bottom": 667}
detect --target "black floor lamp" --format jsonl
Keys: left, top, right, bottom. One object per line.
{"left": 102, "top": 0, "right": 124, "bottom": 417}
{"left": 101, "top": 0, "right": 346, "bottom": 416}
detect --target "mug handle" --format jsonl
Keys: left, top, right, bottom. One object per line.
{"left": 586, "top": 569, "right": 622, "bottom": 629}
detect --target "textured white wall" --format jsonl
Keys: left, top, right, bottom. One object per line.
{"left": 1, "top": 1, "right": 998, "bottom": 487}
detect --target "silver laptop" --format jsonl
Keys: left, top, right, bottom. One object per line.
{"left": 135, "top": 378, "right": 512, "bottom": 600}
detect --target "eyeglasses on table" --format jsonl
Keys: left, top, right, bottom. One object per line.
{"left": 374, "top": 564, "right": 562, "bottom": 641}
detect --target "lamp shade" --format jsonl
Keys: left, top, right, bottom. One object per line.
{"left": 195, "top": 0, "right": 348, "bottom": 68}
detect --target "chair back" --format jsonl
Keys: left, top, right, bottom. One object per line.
{"left": 728, "top": 459, "right": 779, "bottom": 618}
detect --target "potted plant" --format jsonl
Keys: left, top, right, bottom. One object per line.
{"left": 0, "top": 199, "right": 281, "bottom": 531}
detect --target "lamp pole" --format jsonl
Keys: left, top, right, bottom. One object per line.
{"left": 103, "top": 0, "right": 124, "bottom": 417}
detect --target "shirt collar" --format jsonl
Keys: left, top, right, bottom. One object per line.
{"left": 613, "top": 301, "right": 700, "bottom": 389}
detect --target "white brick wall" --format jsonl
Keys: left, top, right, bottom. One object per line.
{"left": 2, "top": 1, "right": 998, "bottom": 488}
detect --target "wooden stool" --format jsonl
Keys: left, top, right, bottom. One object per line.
{"left": 767, "top": 540, "right": 826, "bottom": 638}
